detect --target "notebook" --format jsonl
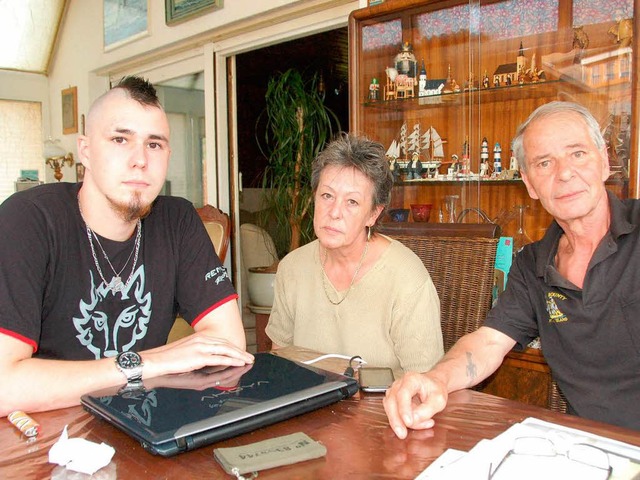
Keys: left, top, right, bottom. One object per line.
{"left": 81, "top": 352, "right": 358, "bottom": 457}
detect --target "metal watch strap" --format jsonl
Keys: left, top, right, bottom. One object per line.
{"left": 115, "top": 351, "right": 143, "bottom": 384}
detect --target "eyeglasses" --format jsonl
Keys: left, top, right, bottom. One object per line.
{"left": 488, "top": 436, "right": 612, "bottom": 480}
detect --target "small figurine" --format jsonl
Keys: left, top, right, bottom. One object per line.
{"left": 448, "top": 154, "right": 459, "bottom": 179}
{"left": 525, "top": 54, "right": 544, "bottom": 83}
{"left": 480, "top": 161, "right": 489, "bottom": 178}
{"left": 460, "top": 138, "right": 470, "bottom": 175}
{"left": 395, "top": 42, "right": 418, "bottom": 78}
{"left": 609, "top": 18, "right": 633, "bottom": 48}
{"left": 493, "top": 143, "right": 502, "bottom": 175}
{"left": 464, "top": 71, "right": 477, "bottom": 91}
{"left": 443, "top": 64, "right": 457, "bottom": 94}
{"left": 368, "top": 78, "right": 380, "bottom": 101}
{"left": 518, "top": 66, "right": 525, "bottom": 85}
{"left": 389, "top": 157, "right": 400, "bottom": 182}
{"left": 493, "top": 77, "right": 501, "bottom": 88}
{"left": 573, "top": 25, "right": 589, "bottom": 64}
{"left": 406, "top": 151, "right": 423, "bottom": 180}
{"left": 482, "top": 71, "right": 490, "bottom": 89}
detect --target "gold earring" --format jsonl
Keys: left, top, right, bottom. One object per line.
{"left": 367, "top": 226, "right": 372, "bottom": 241}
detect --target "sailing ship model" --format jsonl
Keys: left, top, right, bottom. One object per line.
{"left": 386, "top": 123, "right": 447, "bottom": 179}
{"left": 421, "top": 125, "right": 446, "bottom": 177}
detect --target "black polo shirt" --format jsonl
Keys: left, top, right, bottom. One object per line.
{"left": 484, "top": 190, "right": 640, "bottom": 430}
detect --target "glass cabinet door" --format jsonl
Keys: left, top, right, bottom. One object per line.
{"left": 349, "top": 0, "right": 635, "bottom": 240}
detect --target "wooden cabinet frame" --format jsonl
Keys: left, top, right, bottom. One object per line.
{"left": 349, "top": 0, "right": 639, "bottom": 241}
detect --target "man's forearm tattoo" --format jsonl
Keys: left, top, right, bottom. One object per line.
{"left": 465, "top": 352, "right": 477, "bottom": 382}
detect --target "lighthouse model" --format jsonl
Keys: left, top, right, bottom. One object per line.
{"left": 509, "top": 149, "right": 519, "bottom": 174}
{"left": 480, "top": 137, "right": 489, "bottom": 178}
{"left": 493, "top": 142, "right": 502, "bottom": 176}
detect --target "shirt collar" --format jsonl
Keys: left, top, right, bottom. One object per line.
{"left": 534, "top": 190, "right": 635, "bottom": 278}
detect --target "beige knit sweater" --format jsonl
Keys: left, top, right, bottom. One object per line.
{"left": 266, "top": 237, "right": 444, "bottom": 377}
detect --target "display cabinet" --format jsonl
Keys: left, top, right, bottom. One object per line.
{"left": 349, "top": 0, "right": 637, "bottom": 240}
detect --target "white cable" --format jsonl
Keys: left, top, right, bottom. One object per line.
{"left": 302, "top": 353, "right": 367, "bottom": 366}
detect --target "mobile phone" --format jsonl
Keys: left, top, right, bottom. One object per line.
{"left": 358, "top": 367, "right": 395, "bottom": 392}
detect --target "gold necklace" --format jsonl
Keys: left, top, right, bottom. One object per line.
{"left": 320, "top": 241, "right": 369, "bottom": 305}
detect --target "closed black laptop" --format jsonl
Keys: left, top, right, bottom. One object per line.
{"left": 81, "top": 352, "right": 358, "bottom": 456}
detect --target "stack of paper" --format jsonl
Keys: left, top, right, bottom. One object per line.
{"left": 416, "top": 417, "right": 640, "bottom": 480}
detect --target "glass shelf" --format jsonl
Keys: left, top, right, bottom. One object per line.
{"left": 361, "top": 79, "right": 598, "bottom": 110}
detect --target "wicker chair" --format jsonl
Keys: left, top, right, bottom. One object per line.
{"left": 377, "top": 222, "right": 499, "bottom": 352}
{"left": 379, "top": 222, "right": 568, "bottom": 413}
{"left": 548, "top": 379, "right": 568, "bottom": 413}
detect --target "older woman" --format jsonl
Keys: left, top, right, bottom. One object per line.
{"left": 266, "top": 134, "right": 443, "bottom": 376}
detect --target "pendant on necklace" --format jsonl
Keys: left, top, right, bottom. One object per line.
{"left": 108, "top": 276, "right": 124, "bottom": 293}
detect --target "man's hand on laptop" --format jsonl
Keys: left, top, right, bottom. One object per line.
{"left": 145, "top": 363, "right": 253, "bottom": 391}
{"left": 140, "top": 332, "right": 255, "bottom": 379}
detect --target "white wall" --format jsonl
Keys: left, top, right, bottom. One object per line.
{"left": 2, "top": 0, "right": 368, "bottom": 187}
{"left": 40, "top": 0, "right": 364, "bottom": 186}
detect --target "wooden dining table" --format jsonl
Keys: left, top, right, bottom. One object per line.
{"left": 2, "top": 346, "right": 639, "bottom": 479}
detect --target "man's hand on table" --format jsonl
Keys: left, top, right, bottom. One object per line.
{"left": 383, "top": 372, "right": 448, "bottom": 439}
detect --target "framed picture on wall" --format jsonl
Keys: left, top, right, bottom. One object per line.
{"left": 62, "top": 86, "right": 78, "bottom": 135}
{"left": 165, "top": 0, "right": 222, "bottom": 25}
{"left": 104, "top": 0, "right": 148, "bottom": 51}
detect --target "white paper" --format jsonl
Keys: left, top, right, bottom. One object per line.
{"left": 49, "top": 425, "right": 116, "bottom": 475}
{"left": 414, "top": 448, "right": 466, "bottom": 479}
{"left": 416, "top": 417, "right": 640, "bottom": 480}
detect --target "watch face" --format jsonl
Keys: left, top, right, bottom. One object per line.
{"left": 118, "top": 351, "right": 141, "bottom": 369}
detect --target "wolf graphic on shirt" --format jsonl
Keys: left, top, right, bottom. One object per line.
{"left": 73, "top": 266, "right": 151, "bottom": 359}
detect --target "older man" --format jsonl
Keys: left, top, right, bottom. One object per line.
{"left": 0, "top": 77, "right": 253, "bottom": 416}
{"left": 384, "top": 101, "right": 640, "bottom": 436}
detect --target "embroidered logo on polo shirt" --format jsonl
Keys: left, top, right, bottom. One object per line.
{"left": 546, "top": 291, "right": 567, "bottom": 323}
{"left": 205, "top": 266, "right": 229, "bottom": 285}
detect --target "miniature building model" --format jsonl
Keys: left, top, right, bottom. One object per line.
{"left": 493, "top": 42, "right": 529, "bottom": 86}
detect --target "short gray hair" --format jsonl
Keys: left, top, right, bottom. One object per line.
{"left": 311, "top": 133, "right": 393, "bottom": 226}
{"left": 512, "top": 101, "right": 605, "bottom": 173}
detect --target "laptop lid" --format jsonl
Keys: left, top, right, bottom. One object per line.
{"left": 81, "top": 352, "right": 358, "bottom": 456}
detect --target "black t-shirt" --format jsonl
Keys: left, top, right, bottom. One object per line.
{"left": 0, "top": 183, "right": 236, "bottom": 360}
{"left": 485, "top": 191, "right": 640, "bottom": 430}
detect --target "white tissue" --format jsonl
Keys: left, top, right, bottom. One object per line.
{"left": 49, "top": 425, "right": 116, "bottom": 475}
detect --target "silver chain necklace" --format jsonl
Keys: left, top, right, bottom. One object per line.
{"left": 86, "top": 221, "right": 141, "bottom": 294}
{"left": 78, "top": 197, "right": 142, "bottom": 294}
{"left": 320, "top": 241, "right": 369, "bottom": 306}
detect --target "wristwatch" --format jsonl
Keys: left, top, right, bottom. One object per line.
{"left": 115, "top": 351, "right": 144, "bottom": 385}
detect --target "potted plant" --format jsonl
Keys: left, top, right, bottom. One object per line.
{"left": 247, "top": 68, "right": 338, "bottom": 307}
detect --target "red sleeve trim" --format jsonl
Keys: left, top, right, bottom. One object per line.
{"left": 0, "top": 327, "right": 38, "bottom": 353}
{"left": 213, "top": 385, "right": 239, "bottom": 391}
{"left": 191, "top": 293, "right": 239, "bottom": 328}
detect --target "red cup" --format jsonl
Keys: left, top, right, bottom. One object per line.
{"left": 410, "top": 204, "right": 432, "bottom": 222}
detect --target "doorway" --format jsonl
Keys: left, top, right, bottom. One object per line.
{"left": 233, "top": 27, "right": 349, "bottom": 351}
{"left": 235, "top": 27, "right": 349, "bottom": 192}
